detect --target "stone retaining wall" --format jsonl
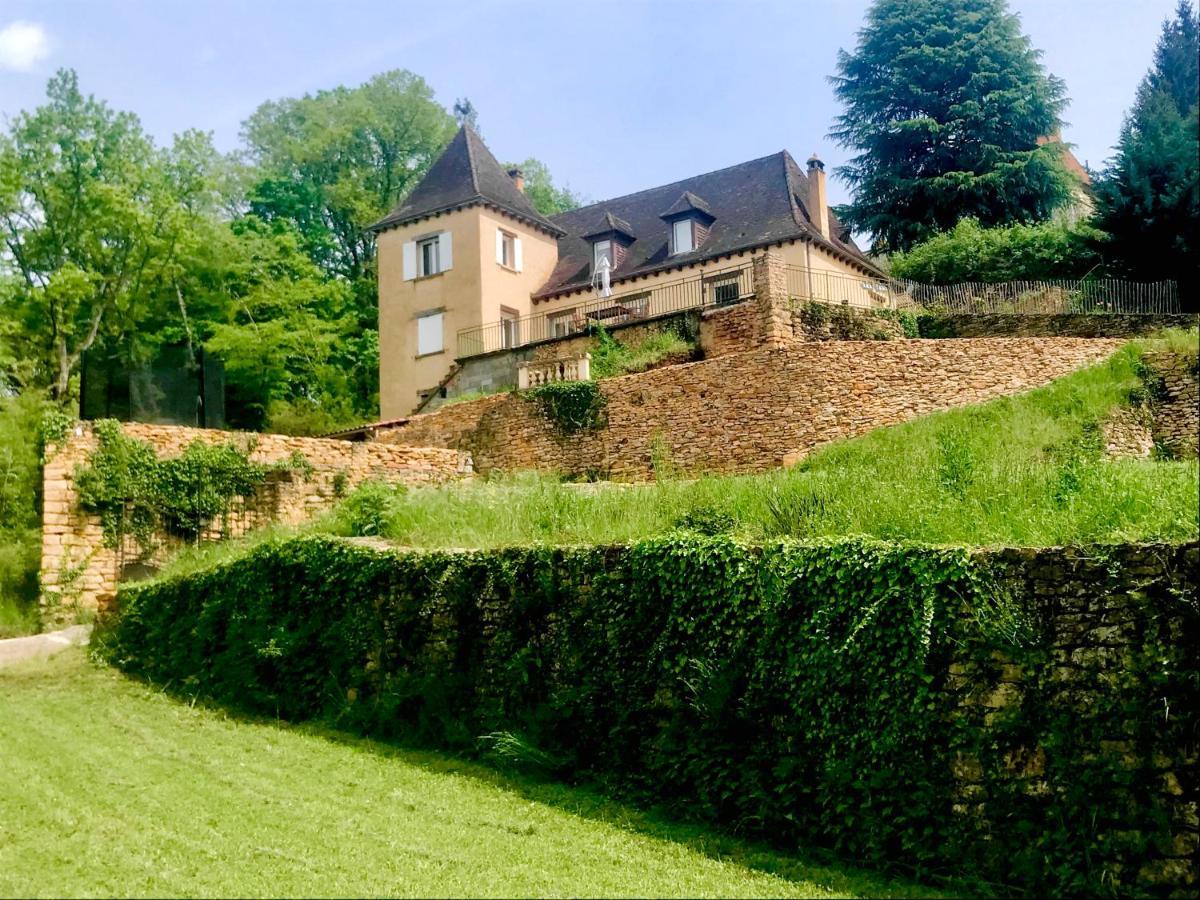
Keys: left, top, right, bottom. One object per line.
{"left": 918, "top": 312, "right": 1197, "bottom": 339}
{"left": 1143, "top": 350, "right": 1199, "bottom": 458}
{"left": 379, "top": 337, "right": 1125, "bottom": 479}
{"left": 40, "top": 422, "right": 470, "bottom": 617}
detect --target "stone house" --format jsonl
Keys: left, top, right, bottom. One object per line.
{"left": 369, "top": 125, "right": 887, "bottom": 419}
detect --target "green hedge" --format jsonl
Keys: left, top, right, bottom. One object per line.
{"left": 99, "top": 535, "right": 1196, "bottom": 893}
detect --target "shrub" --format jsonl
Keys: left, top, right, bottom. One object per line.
{"left": 589, "top": 324, "right": 695, "bottom": 379}
{"left": 99, "top": 534, "right": 1196, "bottom": 894}
{"left": 526, "top": 381, "right": 607, "bottom": 434}
{"left": 889, "top": 218, "right": 1104, "bottom": 283}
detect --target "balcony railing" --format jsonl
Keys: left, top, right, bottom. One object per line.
{"left": 457, "top": 263, "right": 753, "bottom": 358}
{"left": 784, "top": 265, "right": 1181, "bottom": 315}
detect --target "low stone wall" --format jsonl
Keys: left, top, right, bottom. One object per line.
{"left": 1143, "top": 350, "right": 1199, "bottom": 458}
{"left": 40, "top": 422, "right": 470, "bottom": 617}
{"left": 379, "top": 337, "right": 1125, "bottom": 479}
{"left": 918, "top": 312, "right": 1197, "bottom": 339}
{"left": 952, "top": 541, "right": 1198, "bottom": 894}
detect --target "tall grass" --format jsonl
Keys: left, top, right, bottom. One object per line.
{"left": 151, "top": 338, "right": 1198, "bottom": 582}
{"left": 309, "top": 342, "right": 1196, "bottom": 550}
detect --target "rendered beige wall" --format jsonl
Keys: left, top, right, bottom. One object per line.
{"left": 377, "top": 205, "right": 560, "bottom": 419}
{"left": 531, "top": 239, "right": 882, "bottom": 319}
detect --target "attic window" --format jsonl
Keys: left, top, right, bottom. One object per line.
{"left": 593, "top": 239, "right": 612, "bottom": 271}
{"left": 672, "top": 220, "right": 694, "bottom": 255}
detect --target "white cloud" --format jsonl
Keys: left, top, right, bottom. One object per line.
{"left": 0, "top": 21, "right": 51, "bottom": 72}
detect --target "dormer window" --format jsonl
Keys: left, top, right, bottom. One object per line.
{"left": 582, "top": 211, "right": 635, "bottom": 275}
{"left": 672, "top": 220, "right": 694, "bottom": 255}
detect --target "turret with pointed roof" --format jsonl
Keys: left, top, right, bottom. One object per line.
{"left": 370, "top": 126, "right": 564, "bottom": 237}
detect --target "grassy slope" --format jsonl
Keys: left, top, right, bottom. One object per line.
{"left": 0, "top": 652, "right": 942, "bottom": 899}
{"left": 332, "top": 340, "right": 1197, "bottom": 550}
{"left": 154, "top": 339, "right": 1198, "bottom": 580}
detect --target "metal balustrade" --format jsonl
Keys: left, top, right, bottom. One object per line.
{"left": 457, "top": 263, "right": 753, "bottom": 358}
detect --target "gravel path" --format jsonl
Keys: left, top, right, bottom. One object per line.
{"left": 0, "top": 625, "right": 91, "bottom": 668}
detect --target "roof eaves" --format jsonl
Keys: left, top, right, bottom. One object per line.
{"left": 367, "top": 195, "right": 567, "bottom": 238}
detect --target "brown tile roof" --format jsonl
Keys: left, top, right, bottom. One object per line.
{"left": 369, "top": 126, "right": 565, "bottom": 236}
{"left": 534, "top": 150, "right": 880, "bottom": 299}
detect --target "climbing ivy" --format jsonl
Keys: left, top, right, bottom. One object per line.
{"left": 74, "top": 420, "right": 305, "bottom": 549}
{"left": 526, "top": 381, "right": 607, "bottom": 435}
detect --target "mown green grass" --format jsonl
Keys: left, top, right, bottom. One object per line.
{"left": 0, "top": 651, "right": 946, "bottom": 899}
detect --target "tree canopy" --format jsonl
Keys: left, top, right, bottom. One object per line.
{"left": 1093, "top": 0, "right": 1199, "bottom": 294}
{"left": 505, "top": 157, "right": 583, "bottom": 216}
{"left": 831, "top": 0, "right": 1073, "bottom": 253}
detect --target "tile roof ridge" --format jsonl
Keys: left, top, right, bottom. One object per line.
{"left": 462, "top": 126, "right": 482, "bottom": 197}
{"left": 550, "top": 150, "right": 789, "bottom": 222}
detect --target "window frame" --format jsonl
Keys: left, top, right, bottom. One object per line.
{"left": 593, "top": 239, "right": 612, "bottom": 272}
{"left": 672, "top": 219, "right": 694, "bottom": 255}
{"left": 499, "top": 230, "right": 517, "bottom": 269}
{"left": 417, "top": 235, "right": 441, "bottom": 277}
{"left": 500, "top": 306, "right": 521, "bottom": 349}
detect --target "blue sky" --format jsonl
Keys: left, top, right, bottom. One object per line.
{"left": 0, "top": 0, "right": 1179, "bottom": 210}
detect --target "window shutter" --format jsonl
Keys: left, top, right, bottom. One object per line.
{"left": 402, "top": 241, "right": 417, "bottom": 280}
{"left": 438, "top": 231, "right": 453, "bottom": 271}
{"left": 496, "top": 229, "right": 505, "bottom": 264}
{"left": 514, "top": 237, "right": 524, "bottom": 272}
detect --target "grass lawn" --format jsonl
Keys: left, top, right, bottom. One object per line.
{"left": 0, "top": 651, "right": 946, "bottom": 899}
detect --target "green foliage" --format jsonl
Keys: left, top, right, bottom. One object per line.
{"left": 795, "top": 301, "right": 903, "bottom": 340}
{"left": 889, "top": 219, "right": 1105, "bottom": 283}
{"left": 0, "top": 392, "right": 51, "bottom": 636}
{"left": 1093, "top": 1, "right": 1199, "bottom": 295}
{"left": 73, "top": 420, "right": 299, "bottom": 549}
{"left": 588, "top": 325, "right": 695, "bottom": 380}
{"left": 334, "top": 479, "right": 404, "bottom": 537}
{"left": 0, "top": 70, "right": 221, "bottom": 400}
{"left": 831, "top": 0, "right": 1072, "bottom": 252}
{"left": 503, "top": 157, "right": 583, "bottom": 216}
{"left": 243, "top": 69, "right": 455, "bottom": 289}
{"left": 527, "top": 381, "right": 607, "bottom": 435}
{"left": 275, "top": 343, "right": 1197, "bottom": 551}
{"left": 101, "top": 534, "right": 1196, "bottom": 893}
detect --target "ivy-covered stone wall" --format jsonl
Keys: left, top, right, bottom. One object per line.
{"left": 102, "top": 535, "right": 1198, "bottom": 895}
{"left": 40, "top": 422, "right": 470, "bottom": 619}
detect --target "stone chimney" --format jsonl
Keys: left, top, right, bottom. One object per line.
{"left": 805, "top": 153, "right": 830, "bottom": 240}
{"left": 507, "top": 167, "right": 525, "bottom": 194}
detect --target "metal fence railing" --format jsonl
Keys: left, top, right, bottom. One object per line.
{"left": 458, "top": 263, "right": 753, "bottom": 358}
{"left": 785, "top": 266, "right": 896, "bottom": 308}
{"left": 460, "top": 261, "right": 1182, "bottom": 359}
{"left": 895, "top": 278, "right": 1181, "bottom": 315}
{"left": 783, "top": 266, "right": 1182, "bottom": 315}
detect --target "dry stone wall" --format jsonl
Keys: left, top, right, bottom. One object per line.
{"left": 917, "top": 312, "right": 1197, "bottom": 339}
{"left": 1142, "top": 350, "right": 1199, "bottom": 458}
{"left": 40, "top": 422, "right": 469, "bottom": 617}
{"left": 380, "top": 337, "right": 1125, "bottom": 479}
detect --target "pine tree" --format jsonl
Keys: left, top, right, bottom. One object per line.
{"left": 1093, "top": 1, "right": 1199, "bottom": 296}
{"left": 831, "top": 0, "right": 1072, "bottom": 253}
